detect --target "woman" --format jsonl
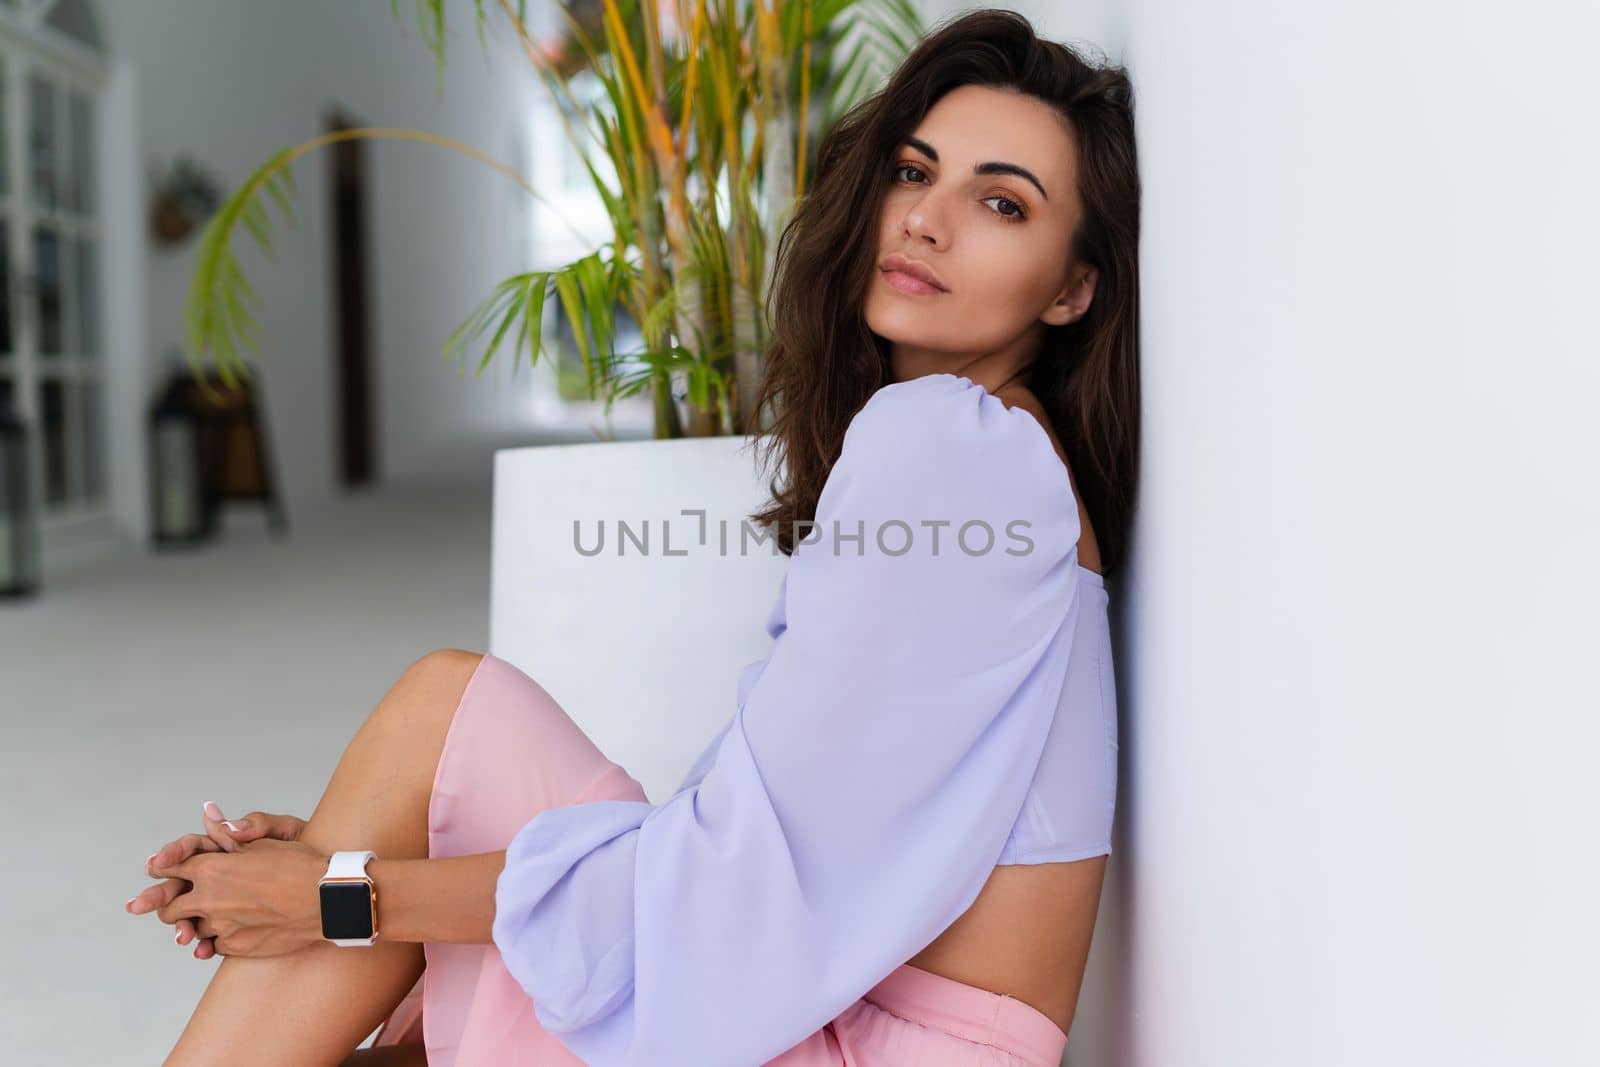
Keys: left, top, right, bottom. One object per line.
{"left": 125, "top": 9, "right": 1140, "bottom": 1065}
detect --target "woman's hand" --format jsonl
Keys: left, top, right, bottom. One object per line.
{"left": 138, "top": 836, "right": 331, "bottom": 958}
{"left": 126, "top": 802, "right": 310, "bottom": 959}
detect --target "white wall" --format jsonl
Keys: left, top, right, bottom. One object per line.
{"left": 931, "top": 1, "right": 1600, "bottom": 1063}
{"left": 96, "top": 0, "right": 649, "bottom": 533}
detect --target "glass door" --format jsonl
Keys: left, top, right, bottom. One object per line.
{"left": 0, "top": 12, "right": 107, "bottom": 528}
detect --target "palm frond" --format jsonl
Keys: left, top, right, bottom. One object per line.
{"left": 392, "top": 0, "right": 524, "bottom": 92}
{"left": 186, "top": 126, "right": 578, "bottom": 391}
{"left": 819, "top": 0, "right": 922, "bottom": 125}
{"left": 183, "top": 149, "right": 298, "bottom": 395}
{"left": 189, "top": 0, "right": 927, "bottom": 437}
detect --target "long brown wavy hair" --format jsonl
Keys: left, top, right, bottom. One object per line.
{"left": 746, "top": 8, "right": 1141, "bottom": 579}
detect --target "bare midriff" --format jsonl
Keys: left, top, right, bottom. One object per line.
{"left": 902, "top": 854, "right": 1109, "bottom": 1038}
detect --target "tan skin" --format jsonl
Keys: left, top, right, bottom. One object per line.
{"left": 126, "top": 83, "right": 1105, "bottom": 1064}
{"left": 866, "top": 83, "right": 1106, "bottom": 1036}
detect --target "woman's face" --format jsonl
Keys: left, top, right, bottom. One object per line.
{"left": 864, "top": 84, "right": 1095, "bottom": 368}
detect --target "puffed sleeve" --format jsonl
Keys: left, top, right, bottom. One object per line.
{"left": 674, "top": 570, "right": 790, "bottom": 796}
{"left": 491, "top": 373, "right": 1088, "bottom": 1066}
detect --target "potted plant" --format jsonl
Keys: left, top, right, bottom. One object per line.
{"left": 182, "top": 0, "right": 924, "bottom": 437}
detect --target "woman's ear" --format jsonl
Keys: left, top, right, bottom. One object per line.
{"left": 1041, "top": 264, "right": 1097, "bottom": 326}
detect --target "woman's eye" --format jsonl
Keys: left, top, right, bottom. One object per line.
{"left": 982, "top": 195, "right": 1027, "bottom": 223}
{"left": 894, "top": 163, "right": 1026, "bottom": 224}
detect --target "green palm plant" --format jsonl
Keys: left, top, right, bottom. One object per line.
{"left": 184, "top": 0, "right": 923, "bottom": 438}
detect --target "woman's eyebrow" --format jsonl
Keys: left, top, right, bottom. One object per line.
{"left": 904, "top": 136, "right": 1050, "bottom": 202}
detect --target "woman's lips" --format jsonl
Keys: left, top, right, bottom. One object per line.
{"left": 880, "top": 269, "right": 948, "bottom": 296}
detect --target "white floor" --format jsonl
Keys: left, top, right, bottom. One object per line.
{"left": 0, "top": 479, "right": 495, "bottom": 1065}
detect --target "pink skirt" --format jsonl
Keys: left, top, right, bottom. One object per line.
{"left": 371, "top": 652, "right": 1069, "bottom": 1066}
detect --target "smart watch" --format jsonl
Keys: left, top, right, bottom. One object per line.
{"left": 318, "top": 850, "right": 379, "bottom": 947}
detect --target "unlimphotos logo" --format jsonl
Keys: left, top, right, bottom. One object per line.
{"left": 570, "top": 510, "right": 1040, "bottom": 558}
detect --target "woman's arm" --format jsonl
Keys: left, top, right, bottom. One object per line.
{"left": 368, "top": 850, "right": 507, "bottom": 945}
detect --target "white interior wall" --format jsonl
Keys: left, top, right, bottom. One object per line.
{"left": 97, "top": 0, "right": 614, "bottom": 530}
{"left": 1114, "top": 2, "right": 1597, "bottom": 1060}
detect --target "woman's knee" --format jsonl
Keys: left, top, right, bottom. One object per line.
{"left": 380, "top": 649, "right": 486, "bottom": 742}
{"left": 404, "top": 648, "right": 486, "bottom": 687}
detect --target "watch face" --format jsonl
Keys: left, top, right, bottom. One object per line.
{"left": 319, "top": 881, "right": 375, "bottom": 940}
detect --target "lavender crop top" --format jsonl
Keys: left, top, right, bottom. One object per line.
{"left": 492, "top": 372, "right": 1120, "bottom": 1065}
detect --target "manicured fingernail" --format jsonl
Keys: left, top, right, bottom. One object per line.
{"left": 224, "top": 820, "right": 247, "bottom": 832}
{"left": 125, "top": 897, "right": 136, "bottom": 911}
{"left": 174, "top": 929, "right": 183, "bottom": 944}
{"left": 203, "top": 800, "right": 224, "bottom": 821}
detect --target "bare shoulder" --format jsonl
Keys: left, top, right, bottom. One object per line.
{"left": 992, "top": 384, "right": 1103, "bottom": 574}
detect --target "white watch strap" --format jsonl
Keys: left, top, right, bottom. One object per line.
{"left": 325, "top": 850, "right": 376, "bottom": 879}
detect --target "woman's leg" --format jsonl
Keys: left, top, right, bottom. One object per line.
{"left": 162, "top": 649, "right": 488, "bottom": 1067}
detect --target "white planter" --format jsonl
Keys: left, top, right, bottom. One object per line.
{"left": 490, "top": 435, "right": 790, "bottom": 803}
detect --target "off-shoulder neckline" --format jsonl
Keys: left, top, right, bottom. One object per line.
{"left": 880, "top": 373, "right": 1106, "bottom": 590}
{"left": 882, "top": 373, "right": 1066, "bottom": 483}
